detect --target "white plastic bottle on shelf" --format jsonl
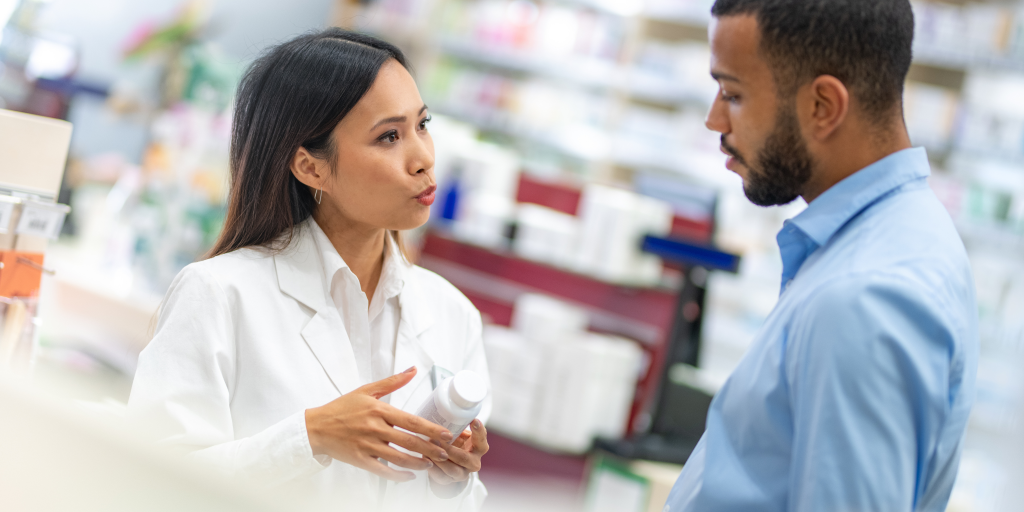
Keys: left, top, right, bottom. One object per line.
{"left": 416, "top": 370, "right": 488, "bottom": 439}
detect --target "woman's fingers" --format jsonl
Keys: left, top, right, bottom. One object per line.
{"left": 371, "top": 443, "right": 435, "bottom": 471}
{"left": 382, "top": 407, "right": 453, "bottom": 443}
{"left": 354, "top": 366, "right": 417, "bottom": 399}
{"left": 430, "top": 457, "right": 469, "bottom": 481}
{"left": 451, "top": 429, "right": 472, "bottom": 448}
{"left": 468, "top": 419, "right": 489, "bottom": 454}
{"left": 441, "top": 420, "right": 487, "bottom": 470}
{"left": 382, "top": 428, "right": 450, "bottom": 462}
{"left": 427, "top": 464, "right": 455, "bottom": 485}
{"left": 443, "top": 444, "right": 477, "bottom": 470}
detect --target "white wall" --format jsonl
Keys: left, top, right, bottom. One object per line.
{"left": 36, "top": 0, "right": 334, "bottom": 80}
{"left": 32, "top": 0, "right": 334, "bottom": 160}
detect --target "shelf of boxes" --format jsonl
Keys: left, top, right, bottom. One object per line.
{"left": 337, "top": 3, "right": 1024, "bottom": 505}
{"left": 434, "top": 36, "right": 712, "bottom": 106}
{"left": 908, "top": 3, "right": 1024, "bottom": 509}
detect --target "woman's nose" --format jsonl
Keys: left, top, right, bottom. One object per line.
{"left": 409, "top": 135, "right": 435, "bottom": 176}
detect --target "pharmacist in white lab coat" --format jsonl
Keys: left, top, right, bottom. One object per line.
{"left": 127, "top": 29, "right": 491, "bottom": 512}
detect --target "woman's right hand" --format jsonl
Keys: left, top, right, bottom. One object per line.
{"left": 304, "top": 366, "right": 454, "bottom": 482}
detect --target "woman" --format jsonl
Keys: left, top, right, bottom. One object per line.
{"left": 128, "top": 29, "right": 491, "bottom": 511}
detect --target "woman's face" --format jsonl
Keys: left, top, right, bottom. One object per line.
{"left": 309, "top": 59, "right": 436, "bottom": 232}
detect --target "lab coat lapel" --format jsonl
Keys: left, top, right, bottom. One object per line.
{"left": 300, "top": 312, "right": 361, "bottom": 394}
{"left": 390, "top": 274, "right": 439, "bottom": 410}
{"left": 274, "top": 221, "right": 361, "bottom": 395}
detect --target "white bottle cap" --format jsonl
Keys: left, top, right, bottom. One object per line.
{"left": 449, "top": 371, "right": 487, "bottom": 409}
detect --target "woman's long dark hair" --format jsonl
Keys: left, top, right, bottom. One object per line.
{"left": 207, "top": 29, "right": 408, "bottom": 258}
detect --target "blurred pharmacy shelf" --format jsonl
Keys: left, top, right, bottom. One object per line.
{"left": 435, "top": 36, "right": 711, "bottom": 106}
{"left": 430, "top": 100, "right": 728, "bottom": 187}
{"left": 38, "top": 242, "right": 161, "bottom": 360}
{"left": 335, "top": 1, "right": 1024, "bottom": 511}
{"left": 913, "top": 45, "right": 1024, "bottom": 75}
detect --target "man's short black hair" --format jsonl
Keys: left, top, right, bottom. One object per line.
{"left": 712, "top": 0, "right": 914, "bottom": 124}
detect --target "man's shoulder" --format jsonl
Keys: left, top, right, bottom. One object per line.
{"left": 844, "top": 183, "right": 965, "bottom": 262}
{"left": 812, "top": 185, "right": 973, "bottom": 309}
{"left": 788, "top": 266, "right": 974, "bottom": 370}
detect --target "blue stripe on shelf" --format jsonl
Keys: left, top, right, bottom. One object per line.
{"left": 642, "top": 235, "right": 741, "bottom": 273}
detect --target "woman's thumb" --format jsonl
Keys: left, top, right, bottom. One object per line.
{"left": 356, "top": 366, "right": 417, "bottom": 399}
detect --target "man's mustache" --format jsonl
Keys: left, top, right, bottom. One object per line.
{"left": 721, "top": 135, "right": 747, "bottom": 167}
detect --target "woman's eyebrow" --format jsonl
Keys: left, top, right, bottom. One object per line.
{"left": 370, "top": 105, "right": 429, "bottom": 131}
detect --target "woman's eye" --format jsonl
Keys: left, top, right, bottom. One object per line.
{"left": 380, "top": 130, "right": 398, "bottom": 143}
{"left": 419, "top": 115, "right": 432, "bottom": 130}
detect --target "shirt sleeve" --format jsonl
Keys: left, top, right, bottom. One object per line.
{"left": 785, "top": 273, "right": 958, "bottom": 512}
{"left": 127, "top": 264, "right": 329, "bottom": 485}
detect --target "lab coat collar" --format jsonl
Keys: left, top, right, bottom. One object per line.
{"left": 274, "top": 218, "right": 332, "bottom": 312}
{"left": 274, "top": 218, "right": 437, "bottom": 401}
{"left": 390, "top": 235, "right": 439, "bottom": 409}
{"left": 274, "top": 219, "right": 360, "bottom": 394}
{"left": 391, "top": 268, "right": 438, "bottom": 410}
{"left": 280, "top": 219, "right": 411, "bottom": 313}
{"left": 306, "top": 220, "right": 407, "bottom": 320}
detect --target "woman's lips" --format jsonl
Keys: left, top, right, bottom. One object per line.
{"left": 416, "top": 185, "right": 436, "bottom": 206}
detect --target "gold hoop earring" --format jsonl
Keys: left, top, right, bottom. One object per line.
{"left": 315, "top": 186, "right": 323, "bottom": 205}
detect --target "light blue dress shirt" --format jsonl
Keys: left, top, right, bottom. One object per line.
{"left": 665, "top": 148, "right": 978, "bottom": 512}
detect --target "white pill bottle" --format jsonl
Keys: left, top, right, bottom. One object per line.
{"left": 416, "top": 370, "right": 488, "bottom": 439}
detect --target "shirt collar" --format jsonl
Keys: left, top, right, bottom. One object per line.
{"left": 378, "top": 233, "right": 408, "bottom": 300}
{"left": 789, "top": 147, "right": 930, "bottom": 246}
{"left": 308, "top": 219, "right": 408, "bottom": 301}
{"left": 776, "top": 147, "right": 931, "bottom": 288}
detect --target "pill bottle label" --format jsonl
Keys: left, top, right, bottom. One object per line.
{"left": 418, "top": 397, "right": 472, "bottom": 438}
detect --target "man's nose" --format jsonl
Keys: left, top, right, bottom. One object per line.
{"left": 705, "top": 94, "right": 729, "bottom": 134}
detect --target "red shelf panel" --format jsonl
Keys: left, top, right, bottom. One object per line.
{"left": 515, "top": 174, "right": 713, "bottom": 244}
{"left": 420, "top": 232, "right": 679, "bottom": 436}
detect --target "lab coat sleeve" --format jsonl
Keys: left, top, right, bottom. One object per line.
{"left": 128, "top": 263, "right": 329, "bottom": 485}
{"left": 784, "top": 274, "right": 958, "bottom": 512}
{"left": 463, "top": 307, "right": 492, "bottom": 426}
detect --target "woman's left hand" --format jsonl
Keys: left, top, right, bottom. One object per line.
{"left": 426, "top": 419, "right": 489, "bottom": 486}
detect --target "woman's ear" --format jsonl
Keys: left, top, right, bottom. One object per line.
{"left": 290, "top": 146, "right": 326, "bottom": 190}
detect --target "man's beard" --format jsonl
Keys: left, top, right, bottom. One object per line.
{"left": 721, "top": 106, "right": 814, "bottom": 207}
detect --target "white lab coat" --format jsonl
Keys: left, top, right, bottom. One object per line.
{"left": 128, "top": 220, "right": 491, "bottom": 511}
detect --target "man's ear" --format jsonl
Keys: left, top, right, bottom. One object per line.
{"left": 802, "top": 75, "right": 849, "bottom": 141}
{"left": 290, "top": 146, "right": 326, "bottom": 190}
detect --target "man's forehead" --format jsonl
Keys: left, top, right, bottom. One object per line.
{"left": 709, "top": 14, "right": 763, "bottom": 84}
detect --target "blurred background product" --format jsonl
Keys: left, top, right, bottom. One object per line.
{"left": 2, "top": 0, "right": 1024, "bottom": 511}
{"left": 0, "top": 107, "right": 72, "bottom": 378}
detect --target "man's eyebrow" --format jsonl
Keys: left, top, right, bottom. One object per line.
{"left": 370, "top": 105, "right": 429, "bottom": 131}
{"left": 711, "top": 71, "right": 741, "bottom": 83}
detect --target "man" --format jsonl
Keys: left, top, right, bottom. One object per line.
{"left": 665, "top": 1, "right": 978, "bottom": 511}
